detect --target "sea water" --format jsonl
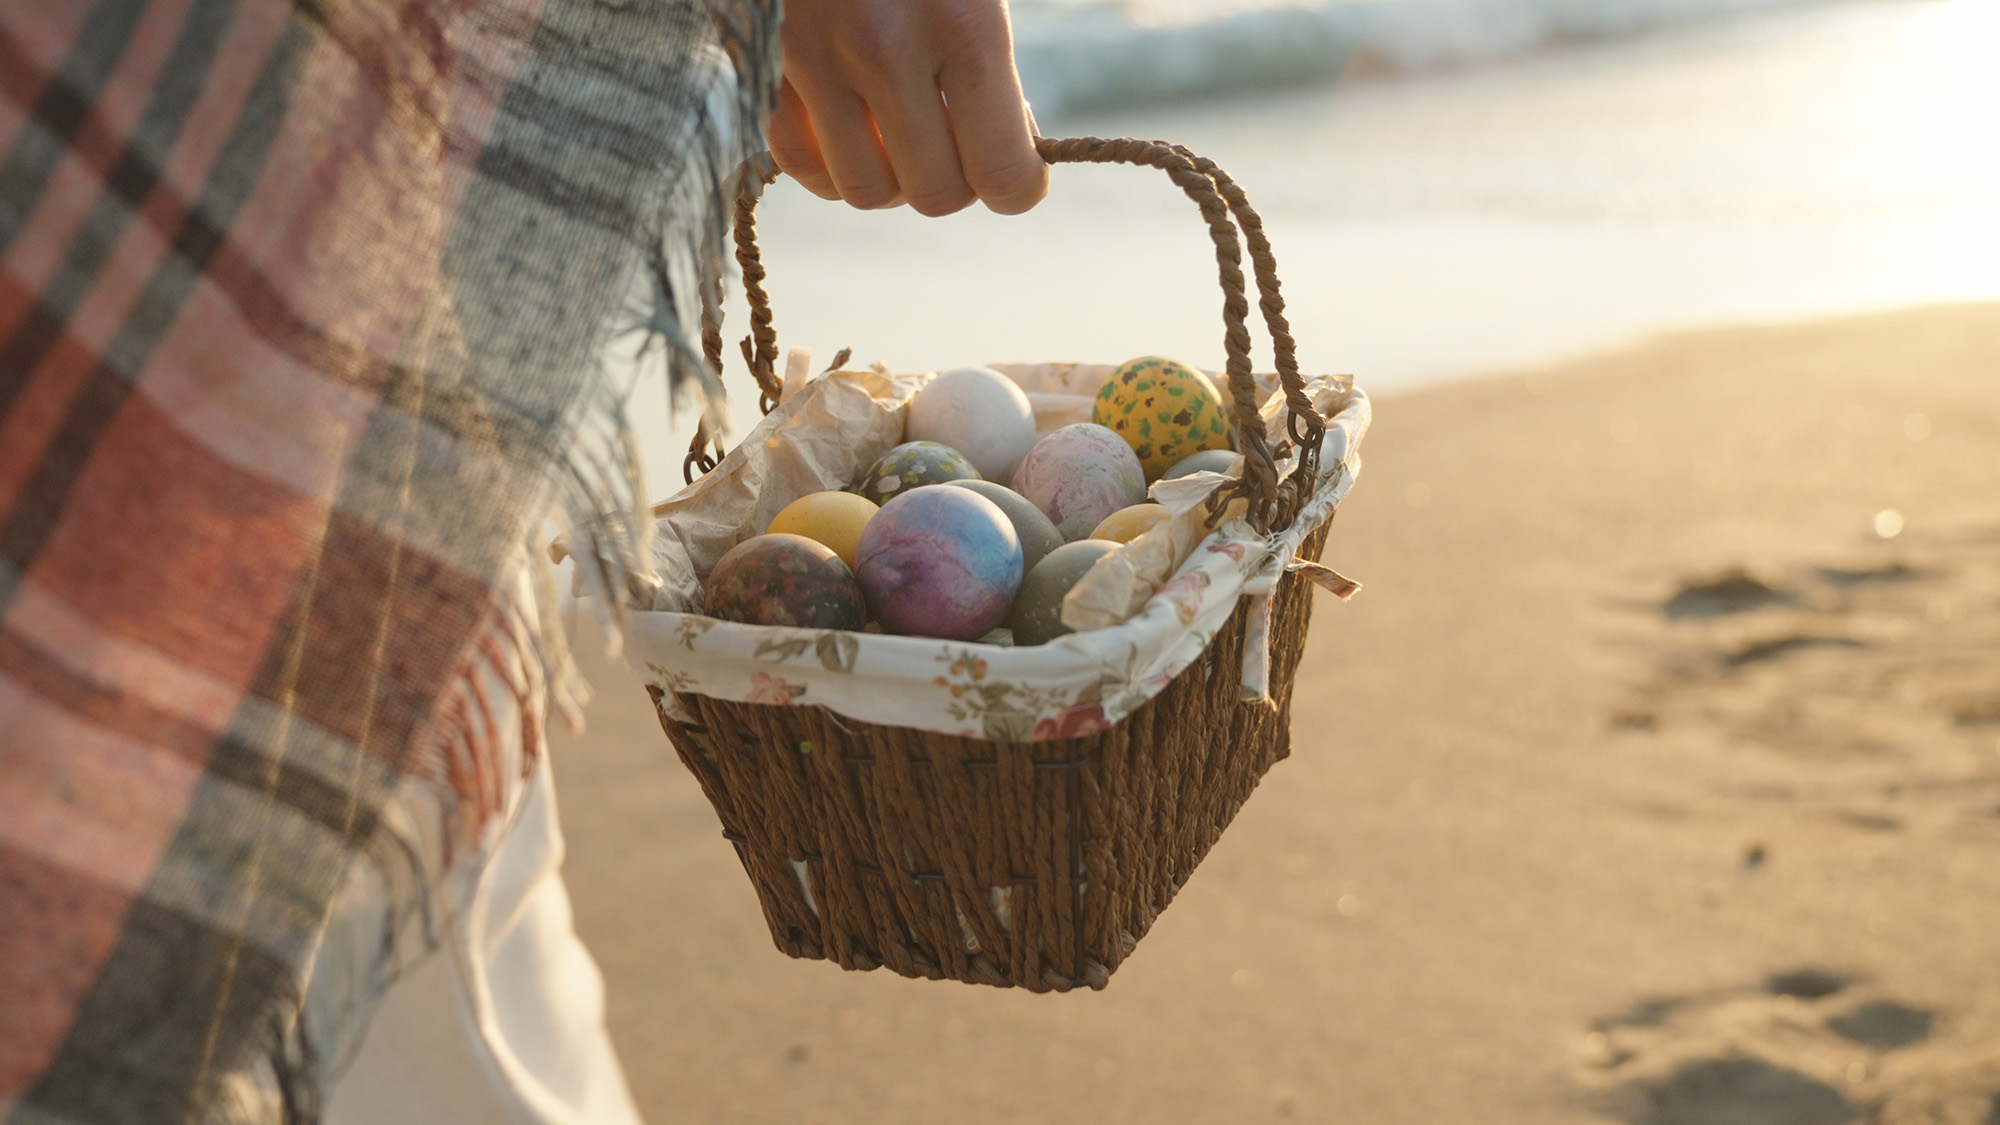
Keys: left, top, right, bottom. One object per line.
{"left": 1008, "top": 0, "right": 1847, "bottom": 114}
{"left": 630, "top": 0, "right": 2000, "bottom": 503}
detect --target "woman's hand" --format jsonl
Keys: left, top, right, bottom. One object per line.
{"left": 769, "top": 0, "right": 1049, "bottom": 216}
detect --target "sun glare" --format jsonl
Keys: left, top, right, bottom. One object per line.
{"left": 1858, "top": 0, "right": 2000, "bottom": 209}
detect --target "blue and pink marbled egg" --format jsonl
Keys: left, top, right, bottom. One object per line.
{"left": 1009, "top": 423, "right": 1148, "bottom": 541}
{"left": 854, "top": 486, "right": 1023, "bottom": 639}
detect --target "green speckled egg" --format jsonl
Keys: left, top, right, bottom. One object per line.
{"left": 854, "top": 441, "right": 981, "bottom": 506}
{"left": 702, "top": 534, "right": 865, "bottom": 630}
{"left": 1091, "top": 355, "right": 1232, "bottom": 481}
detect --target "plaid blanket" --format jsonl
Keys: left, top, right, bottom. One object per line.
{"left": 0, "top": 0, "right": 775, "bottom": 1119}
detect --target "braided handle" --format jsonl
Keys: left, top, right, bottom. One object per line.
{"left": 695, "top": 138, "right": 1329, "bottom": 532}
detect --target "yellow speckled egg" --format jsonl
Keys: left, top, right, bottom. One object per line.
{"left": 1089, "top": 503, "right": 1171, "bottom": 544}
{"left": 766, "top": 490, "right": 878, "bottom": 568}
{"left": 1091, "top": 355, "right": 1232, "bottom": 481}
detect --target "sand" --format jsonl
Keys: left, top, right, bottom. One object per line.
{"left": 554, "top": 302, "right": 2000, "bottom": 1124}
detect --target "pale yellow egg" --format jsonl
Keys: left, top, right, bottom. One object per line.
{"left": 1089, "top": 503, "right": 1171, "bottom": 545}
{"left": 766, "top": 491, "right": 879, "bottom": 568}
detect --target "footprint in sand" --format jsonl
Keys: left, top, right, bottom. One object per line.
{"left": 1661, "top": 568, "right": 1798, "bottom": 619}
{"left": 1578, "top": 968, "right": 1971, "bottom": 1125}
{"left": 1768, "top": 968, "right": 1858, "bottom": 1002}
{"left": 1583, "top": 529, "right": 2000, "bottom": 1122}
{"left": 1827, "top": 1002, "right": 1935, "bottom": 1052}
{"left": 1604, "top": 528, "right": 2000, "bottom": 831}
{"left": 1622, "top": 1057, "right": 1857, "bottom": 1125}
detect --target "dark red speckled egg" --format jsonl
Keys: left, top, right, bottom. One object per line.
{"left": 701, "top": 533, "right": 866, "bottom": 630}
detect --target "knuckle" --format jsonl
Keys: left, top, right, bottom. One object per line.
{"left": 767, "top": 137, "right": 818, "bottom": 170}
{"left": 967, "top": 156, "right": 1048, "bottom": 211}
{"left": 778, "top": 20, "right": 835, "bottom": 75}
{"left": 767, "top": 144, "right": 839, "bottom": 198}
{"left": 830, "top": 17, "right": 907, "bottom": 74}
{"left": 906, "top": 182, "right": 975, "bottom": 217}
{"left": 934, "top": 0, "right": 1009, "bottom": 58}
{"left": 838, "top": 179, "right": 902, "bottom": 210}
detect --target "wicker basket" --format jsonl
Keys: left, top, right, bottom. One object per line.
{"left": 644, "top": 137, "right": 1359, "bottom": 992}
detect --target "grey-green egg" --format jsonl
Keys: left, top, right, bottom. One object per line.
{"left": 1005, "top": 539, "right": 1120, "bottom": 646}
{"left": 1161, "top": 448, "right": 1240, "bottom": 480}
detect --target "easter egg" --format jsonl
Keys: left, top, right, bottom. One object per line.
{"left": 1090, "top": 503, "right": 1171, "bottom": 544}
{"left": 1092, "top": 355, "right": 1232, "bottom": 480}
{"left": 855, "top": 486, "right": 1023, "bottom": 639}
{"left": 1009, "top": 423, "right": 1146, "bottom": 542}
{"left": 855, "top": 441, "right": 980, "bottom": 506}
{"left": 1162, "top": 448, "right": 1240, "bottom": 480}
{"left": 766, "top": 490, "right": 878, "bottom": 568}
{"left": 1006, "top": 540, "right": 1119, "bottom": 646}
{"left": 702, "top": 534, "right": 865, "bottom": 630}
{"left": 906, "top": 367, "right": 1039, "bottom": 482}
{"left": 944, "top": 479, "right": 1064, "bottom": 573}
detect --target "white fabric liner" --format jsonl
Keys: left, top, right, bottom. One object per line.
{"left": 625, "top": 361, "right": 1369, "bottom": 743}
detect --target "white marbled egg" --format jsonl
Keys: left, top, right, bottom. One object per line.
{"left": 906, "top": 366, "right": 1038, "bottom": 483}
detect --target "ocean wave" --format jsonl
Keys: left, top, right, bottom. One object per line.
{"left": 1014, "top": 0, "right": 1843, "bottom": 114}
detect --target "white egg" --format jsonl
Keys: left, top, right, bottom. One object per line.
{"left": 906, "top": 367, "right": 1038, "bottom": 483}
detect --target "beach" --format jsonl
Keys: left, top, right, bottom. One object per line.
{"left": 556, "top": 301, "right": 2000, "bottom": 1123}
{"left": 552, "top": 1, "right": 2000, "bottom": 1118}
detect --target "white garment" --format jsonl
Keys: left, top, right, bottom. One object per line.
{"left": 324, "top": 760, "right": 643, "bottom": 1125}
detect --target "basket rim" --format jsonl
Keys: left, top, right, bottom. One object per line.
{"left": 629, "top": 463, "right": 1359, "bottom": 743}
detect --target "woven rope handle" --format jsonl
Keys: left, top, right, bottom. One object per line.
{"left": 1034, "top": 137, "right": 1325, "bottom": 532}
{"left": 694, "top": 137, "right": 1329, "bottom": 532}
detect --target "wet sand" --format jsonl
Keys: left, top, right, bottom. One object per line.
{"left": 557, "top": 303, "right": 2000, "bottom": 1124}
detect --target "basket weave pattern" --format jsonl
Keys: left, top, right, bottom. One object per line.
{"left": 651, "top": 523, "right": 1331, "bottom": 992}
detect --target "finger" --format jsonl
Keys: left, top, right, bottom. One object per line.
{"left": 937, "top": 29, "right": 1048, "bottom": 214}
{"left": 768, "top": 80, "right": 840, "bottom": 200}
{"left": 865, "top": 79, "right": 976, "bottom": 217}
{"left": 789, "top": 79, "right": 904, "bottom": 210}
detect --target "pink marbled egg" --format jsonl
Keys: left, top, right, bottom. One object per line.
{"left": 1009, "top": 424, "right": 1147, "bottom": 542}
